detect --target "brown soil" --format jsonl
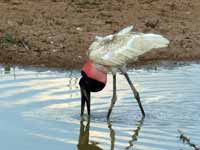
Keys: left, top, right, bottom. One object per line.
{"left": 0, "top": 0, "right": 200, "bottom": 69}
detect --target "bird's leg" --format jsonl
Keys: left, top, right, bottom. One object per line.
{"left": 120, "top": 69, "right": 145, "bottom": 116}
{"left": 80, "top": 87, "right": 86, "bottom": 116}
{"left": 85, "top": 90, "right": 91, "bottom": 116}
{"left": 107, "top": 74, "right": 117, "bottom": 119}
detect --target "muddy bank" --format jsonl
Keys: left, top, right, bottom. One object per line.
{"left": 0, "top": 0, "right": 200, "bottom": 69}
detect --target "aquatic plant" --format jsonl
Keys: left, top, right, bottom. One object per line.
{"left": 178, "top": 129, "right": 200, "bottom": 150}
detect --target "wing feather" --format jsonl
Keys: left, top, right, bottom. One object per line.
{"left": 88, "top": 31, "right": 169, "bottom": 66}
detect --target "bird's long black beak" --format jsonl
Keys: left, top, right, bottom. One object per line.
{"left": 81, "top": 87, "right": 91, "bottom": 116}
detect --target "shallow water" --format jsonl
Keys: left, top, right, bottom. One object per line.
{"left": 0, "top": 63, "right": 200, "bottom": 150}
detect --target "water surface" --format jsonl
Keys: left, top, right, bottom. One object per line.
{"left": 0, "top": 63, "right": 200, "bottom": 150}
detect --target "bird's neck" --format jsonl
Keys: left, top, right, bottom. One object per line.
{"left": 93, "top": 63, "right": 108, "bottom": 73}
{"left": 93, "top": 63, "right": 127, "bottom": 75}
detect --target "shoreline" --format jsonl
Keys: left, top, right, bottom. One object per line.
{"left": 1, "top": 60, "right": 200, "bottom": 72}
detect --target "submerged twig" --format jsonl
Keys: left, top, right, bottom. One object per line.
{"left": 178, "top": 129, "right": 200, "bottom": 150}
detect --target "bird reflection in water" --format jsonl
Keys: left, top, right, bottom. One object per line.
{"left": 125, "top": 117, "right": 144, "bottom": 149}
{"left": 77, "top": 117, "right": 102, "bottom": 150}
{"left": 107, "top": 120, "right": 115, "bottom": 150}
{"left": 77, "top": 117, "right": 144, "bottom": 150}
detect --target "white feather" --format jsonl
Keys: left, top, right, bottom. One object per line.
{"left": 95, "top": 36, "right": 104, "bottom": 41}
{"left": 117, "top": 25, "right": 134, "bottom": 35}
{"left": 88, "top": 27, "right": 169, "bottom": 67}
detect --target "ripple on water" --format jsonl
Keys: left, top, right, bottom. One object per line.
{"left": 0, "top": 63, "right": 200, "bottom": 150}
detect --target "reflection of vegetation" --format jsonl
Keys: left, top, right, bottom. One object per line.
{"left": 4, "top": 65, "right": 11, "bottom": 74}
{"left": 178, "top": 130, "right": 200, "bottom": 150}
{"left": 65, "top": 70, "right": 79, "bottom": 97}
{"left": 125, "top": 117, "right": 144, "bottom": 149}
{"left": 77, "top": 117, "right": 102, "bottom": 150}
{"left": 0, "top": 65, "right": 16, "bottom": 79}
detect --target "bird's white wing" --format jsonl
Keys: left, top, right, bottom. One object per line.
{"left": 88, "top": 32, "right": 169, "bottom": 66}
{"left": 117, "top": 25, "right": 133, "bottom": 35}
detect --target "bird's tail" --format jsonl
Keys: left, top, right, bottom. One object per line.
{"left": 130, "top": 33, "right": 170, "bottom": 53}
{"left": 143, "top": 33, "right": 169, "bottom": 49}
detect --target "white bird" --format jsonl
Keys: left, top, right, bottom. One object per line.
{"left": 79, "top": 25, "right": 170, "bottom": 118}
